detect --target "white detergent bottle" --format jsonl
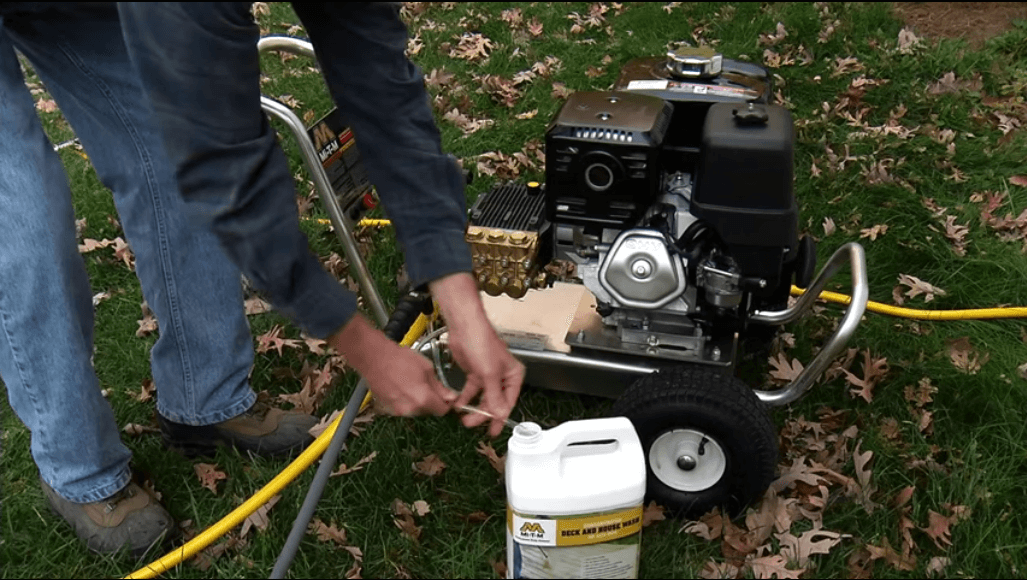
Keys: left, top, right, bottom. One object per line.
{"left": 506, "top": 418, "right": 646, "bottom": 579}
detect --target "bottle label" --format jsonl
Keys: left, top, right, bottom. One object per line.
{"left": 507, "top": 505, "right": 642, "bottom": 578}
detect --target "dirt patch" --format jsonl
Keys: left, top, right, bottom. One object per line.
{"left": 892, "top": 2, "right": 1027, "bottom": 49}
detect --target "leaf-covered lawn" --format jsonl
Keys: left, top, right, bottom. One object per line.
{"left": 2, "top": 2, "right": 1026, "bottom": 579}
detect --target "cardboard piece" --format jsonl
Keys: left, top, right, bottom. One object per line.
{"left": 480, "top": 282, "right": 600, "bottom": 353}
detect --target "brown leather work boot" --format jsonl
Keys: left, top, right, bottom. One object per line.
{"left": 157, "top": 400, "right": 318, "bottom": 458}
{"left": 41, "top": 479, "right": 176, "bottom": 558}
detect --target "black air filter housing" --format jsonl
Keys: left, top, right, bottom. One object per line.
{"left": 545, "top": 91, "right": 672, "bottom": 229}
{"left": 693, "top": 102, "right": 798, "bottom": 280}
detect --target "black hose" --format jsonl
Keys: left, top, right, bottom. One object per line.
{"left": 270, "top": 292, "right": 433, "bottom": 579}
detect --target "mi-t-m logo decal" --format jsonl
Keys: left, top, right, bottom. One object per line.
{"left": 519, "top": 521, "right": 545, "bottom": 539}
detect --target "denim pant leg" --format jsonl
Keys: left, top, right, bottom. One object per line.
{"left": 0, "top": 19, "right": 132, "bottom": 504}
{"left": 6, "top": 4, "right": 256, "bottom": 430}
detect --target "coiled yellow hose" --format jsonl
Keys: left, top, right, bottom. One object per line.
{"left": 125, "top": 315, "right": 430, "bottom": 579}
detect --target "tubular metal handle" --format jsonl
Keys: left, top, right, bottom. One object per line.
{"left": 750, "top": 242, "right": 869, "bottom": 406}
{"left": 256, "top": 36, "right": 390, "bottom": 326}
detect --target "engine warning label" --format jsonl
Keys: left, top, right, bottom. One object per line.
{"left": 508, "top": 506, "right": 643, "bottom": 579}
{"left": 625, "top": 79, "right": 759, "bottom": 100}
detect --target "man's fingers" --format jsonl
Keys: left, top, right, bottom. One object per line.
{"left": 453, "top": 376, "right": 482, "bottom": 409}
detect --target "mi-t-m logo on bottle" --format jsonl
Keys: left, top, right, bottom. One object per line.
{"left": 519, "top": 522, "right": 545, "bottom": 539}
{"left": 513, "top": 516, "right": 557, "bottom": 546}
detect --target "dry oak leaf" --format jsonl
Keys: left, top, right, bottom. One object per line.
{"left": 412, "top": 453, "right": 446, "bottom": 477}
{"left": 926, "top": 556, "right": 951, "bottom": 577}
{"left": 256, "top": 324, "right": 303, "bottom": 356}
{"left": 412, "top": 500, "right": 431, "bottom": 517}
{"left": 852, "top": 440, "right": 881, "bottom": 514}
{"left": 135, "top": 378, "right": 155, "bottom": 403}
{"left": 449, "top": 32, "right": 493, "bottom": 62}
{"left": 778, "top": 529, "right": 847, "bottom": 568}
{"left": 843, "top": 350, "right": 889, "bottom": 404}
{"left": 749, "top": 554, "right": 804, "bottom": 579}
{"left": 897, "top": 274, "right": 946, "bottom": 302}
{"left": 897, "top": 27, "right": 922, "bottom": 54}
{"left": 1010, "top": 175, "right": 1027, "bottom": 188}
{"left": 194, "top": 463, "right": 227, "bottom": 494}
{"left": 822, "top": 216, "right": 836, "bottom": 237}
{"left": 331, "top": 451, "right": 378, "bottom": 477}
{"left": 391, "top": 499, "right": 422, "bottom": 542}
{"left": 865, "top": 536, "right": 916, "bottom": 571}
{"left": 922, "top": 510, "right": 954, "bottom": 550}
{"left": 243, "top": 296, "right": 272, "bottom": 315}
{"left": 551, "top": 82, "right": 573, "bottom": 100}
{"left": 309, "top": 517, "right": 348, "bottom": 545}
{"left": 476, "top": 441, "right": 505, "bottom": 475}
{"left": 768, "top": 352, "right": 804, "bottom": 384}
{"left": 240, "top": 494, "right": 280, "bottom": 538}
{"left": 681, "top": 508, "right": 724, "bottom": 540}
{"left": 859, "top": 223, "right": 888, "bottom": 241}
{"left": 123, "top": 422, "right": 158, "bottom": 436}
{"left": 527, "top": 17, "right": 543, "bottom": 37}
{"left": 946, "top": 336, "right": 989, "bottom": 374}
{"left": 642, "top": 501, "right": 666, "bottom": 527}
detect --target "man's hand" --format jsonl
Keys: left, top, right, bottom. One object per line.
{"left": 328, "top": 314, "right": 456, "bottom": 417}
{"left": 429, "top": 273, "right": 525, "bottom": 437}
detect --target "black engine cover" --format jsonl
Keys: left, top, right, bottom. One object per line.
{"left": 545, "top": 91, "right": 672, "bottom": 230}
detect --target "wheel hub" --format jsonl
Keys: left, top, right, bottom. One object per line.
{"left": 649, "top": 429, "right": 726, "bottom": 491}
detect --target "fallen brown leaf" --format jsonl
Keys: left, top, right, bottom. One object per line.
{"left": 412, "top": 500, "right": 431, "bottom": 517}
{"left": 926, "top": 556, "right": 951, "bottom": 577}
{"left": 194, "top": 463, "right": 227, "bottom": 495}
{"left": 946, "top": 336, "right": 988, "bottom": 374}
{"left": 135, "top": 378, "right": 155, "bottom": 403}
{"left": 897, "top": 274, "right": 946, "bottom": 302}
{"left": 749, "top": 554, "right": 804, "bottom": 579}
{"left": 642, "top": 501, "right": 665, "bottom": 527}
{"left": 1010, "top": 175, "right": 1027, "bottom": 188}
{"left": 244, "top": 296, "right": 272, "bottom": 315}
{"left": 777, "top": 529, "right": 847, "bottom": 568}
{"left": 413, "top": 454, "right": 446, "bottom": 477}
{"left": 391, "top": 499, "right": 422, "bottom": 542}
{"left": 768, "top": 352, "right": 804, "bottom": 384}
{"left": 476, "top": 441, "right": 505, "bottom": 475}
{"left": 309, "top": 517, "right": 348, "bottom": 545}
{"left": 922, "top": 510, "right": 954, "bottom": 550}
{"left": 865, "top": 536, "right": 916, "bottom": 571}
{"left": 551, "top": 82, "right": 573, "bottom": 100}
{"left": 331, "top": 451, "right": 378, "bottom": 477}
{"left": 123, "top": 422, "right": 158, "bottom": 436}
{"left": 240, "top": 494, "right": 280, "bottom": 538}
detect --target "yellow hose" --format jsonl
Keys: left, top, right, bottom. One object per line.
{"left": 125, "top": 315, "right": 430, "bottom": 579}
{"left": 791, "top": 286, "right": 1027, "bottom": 320}
{"left": 307, "top": 217, "right": 392, "bottom": 227}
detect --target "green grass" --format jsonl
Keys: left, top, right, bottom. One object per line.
{"left": 3, "top": 2, "right": 1027, "bottom": 578}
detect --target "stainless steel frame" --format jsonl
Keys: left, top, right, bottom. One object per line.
{"left": 256, "top": 36, "right": 389, "bottom": 326}
{"left": 749, "top": 242, "right": 868, "bottom": 405}
{"left": 418, "top": 243, "right": 868, "bottom": 406}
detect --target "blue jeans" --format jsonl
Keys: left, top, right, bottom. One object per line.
{"left": 118, "top": 2, "right": 473, "bottom": 339}
{"left": 0, "top": 3, "right": 256, "bottom": 503}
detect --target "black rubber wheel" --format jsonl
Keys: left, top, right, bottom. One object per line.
{"left": 610, "top": 365, "right": 778, "bottom": 518}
